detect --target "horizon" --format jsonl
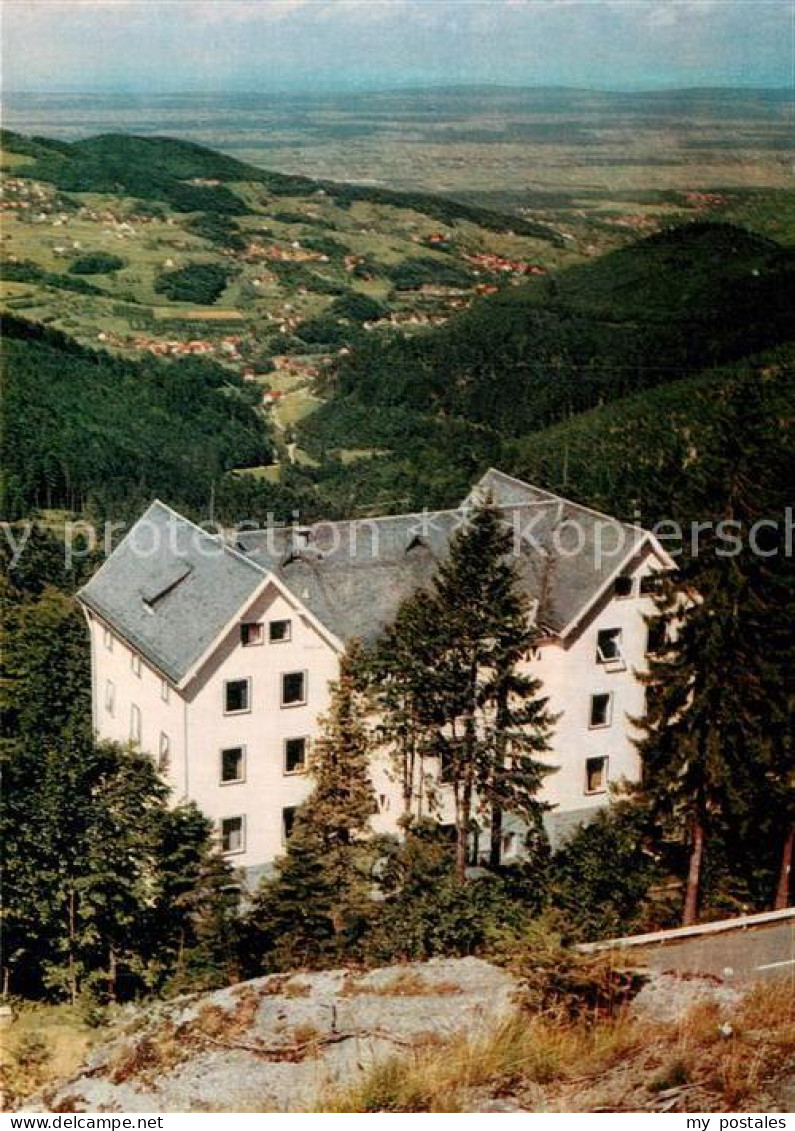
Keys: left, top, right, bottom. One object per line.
{"left": 4, "top": 1, "right": 791, "bottom": 95}
{"left": 4, "top": 81, "right": 793, "bottom": 99}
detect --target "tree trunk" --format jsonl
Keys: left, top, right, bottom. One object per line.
{"left": 108, "top": 948, "right": 117, "bottom": 1004}
{"left": 456, "top": 781, "right": 472, "bottom": 885}
{"left": 489, "top": 687, "right": 509, "bottom": 870}
{"left": 683, "top": 818, "right": 705, "bottom": 927}
{"left": 489, "top": 805, "right": 503, "bottom": 870}
{"left": 68, "top": 888, "right": 78, "bottom": 1006}
{"left": 775, "top": 825, "right": 794, "bottom": 910}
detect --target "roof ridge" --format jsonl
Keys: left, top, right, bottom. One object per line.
{"left": 480, "top": 468, "right": 646, "bottom": 533}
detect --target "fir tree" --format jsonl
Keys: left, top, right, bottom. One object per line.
{"left": 431, "top": 504, "right": 556, "bottom": 879}
{"left": 369, "top": 503, "right": 556, "bottom": 882}
{"left": 635, "top": 376, "right": 794, "bottom": 922}
{"left": 246, "top": 647, "right": 379, "bottom": 970}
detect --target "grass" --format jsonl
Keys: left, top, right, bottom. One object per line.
{"left": 232, "top": 463, "right": 281, "bottom": 483}
{"left": 340, "top": 970, "right": 464, "bottom": 998}
{"left": 0, "top": 1004, "right": 104, "bottom": 1109}
{"left": 320, "top": 981, "right": 795, "bottom": 1113}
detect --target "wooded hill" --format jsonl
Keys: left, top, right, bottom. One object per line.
{"left": 328, "top": 222, "right": 795, "bottom": 436}
{"left": 1, "top": 130, "right": 560, "bottom": 243}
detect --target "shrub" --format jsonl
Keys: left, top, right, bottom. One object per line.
{"left": 330, "top": 292, "right": 389, "bottom": 323}
{"left": 548, "top": 801, "right": 663, "bottom": 941}
{"left": 68, "top": 253, "right": 125, "bottom": 275}
{"left": 154, "top": 262, "right": 232, "bottom": 304}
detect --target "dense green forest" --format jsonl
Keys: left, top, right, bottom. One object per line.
{"left": 327, "top": 223, "right": 795, "bottom": 436}
{"left": 0, "top": 316, "right": 272, "bottom": 518}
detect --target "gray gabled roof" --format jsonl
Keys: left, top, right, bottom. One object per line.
{"left": 239, "top": 469, "right": 650, "bottom": 641}
{"left": 78, "top": 471, "right": 662, "bottom": 682}
{"left": 78, "top": 501, "right": 266, "bottom": 684}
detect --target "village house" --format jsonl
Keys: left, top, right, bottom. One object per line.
{"left": 77, "top": 469, "right": 674, "bottom": 886}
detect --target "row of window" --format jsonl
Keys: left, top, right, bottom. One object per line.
{"left": 595, "top": 622, "right": 668, "bottom": 668}
{"left": 220, "top": 807, "right": 296, "bottom": 855}
{"left": 241, "top": 618, "right": 291, "bottom": 647}
{"left": 103, "top": 630, "right": 172, "bottom": 700}
{"left": 224, "top": 671, "right": 307, "bottom": 714}
{"left": 219, "top": 756, "right": 611, "bottom": 856}
{"left": 220, "top": 737, "right": 308, "bottom": 782}
{"left": 614, "top": 573, "right": 661, "bottom": 599}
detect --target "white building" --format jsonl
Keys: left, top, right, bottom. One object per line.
{"left": 78, "top": 469, "right": 675, "bottom": 884}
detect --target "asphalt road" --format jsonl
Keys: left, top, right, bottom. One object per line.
{"left": 637, "top": 919, "right": 794, "bottom": 984}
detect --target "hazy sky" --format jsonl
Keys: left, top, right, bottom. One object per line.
{"left": 4, "top": 0, "right": 792, "bottom": 94}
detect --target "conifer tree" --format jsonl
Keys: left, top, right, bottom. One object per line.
{"left": 369, "top": 504, "right": 556, "bottom": 882}
{"left": 431, "top": 504, "right": 556, "bottom": 879}
{"left": 635, "top": 376, "right": 793, "bottom": 922}
{"left": 246, "top": 647, "right": 379, "bottom": 969}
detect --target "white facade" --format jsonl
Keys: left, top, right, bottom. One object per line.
{"left": 85, "top": 535, "right": 668, "bottom": 879}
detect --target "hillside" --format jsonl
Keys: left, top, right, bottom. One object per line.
{"left": 328, "top": 222, "right": 795, "bottom": 436}
{"left": 0, "top": 316, "right": 272, "bottom": 519}
{"left": 2, "top": 130, "right": 793, "bottom": 525}
{"left": 0, "top": 129, "right": 582, "bottom": 459}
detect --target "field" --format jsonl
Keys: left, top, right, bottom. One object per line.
{"left": 4, "top": 87, "right": 792, "bottom": 242}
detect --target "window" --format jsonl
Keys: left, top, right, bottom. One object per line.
{"left": 130, "top": 703, "right": 142, "bottom": 744}
{"left": 161, "top": 679, "right": 170, "bottom": 703}
{"left": 103, "top": 627, "right": 113, "bottom": 651}
{"left": 596, "top": 628, "right": 622, "bottom": 664}
{"left": 241, "top": 622, "right": 264, "bottom": 647}
{"left": 284, "top": 737, "right": 307, "bottom": 775}
{"left": 224, "top": 678, "right": 251, "bottom": 714}
{"left": 131, "top": 653, "right": 142, "bottom": 677}
{"left": 104, "top": 679, "right": 115, "bottom": 716}
{"left": 269, "top": 619, "right": 292, "bottom": 643}
{"left": 281, "top": 671, "right": 306, "bottom": 707}
{"left": 221, "top": 816, "right": 245, "bottom": 855}
{"left": 586, "top": 755, "right": 608, "bottom": 794}
{"left": 640, "top": 574, "right": 662, "bottom": 597}
{"left": 589, "top": 692, "right": 612, "bottom": 728}
{"left": 221, "top": 746, "right": 245, "bottom": 784}
{"left": 282, "top": 806, "right": 297, "bottom": 842}
{"left": 158, "top": 732, "right": 170, "bottom": 772}
{"left": 614, "top": 575, "right": 634, "bottom": 598}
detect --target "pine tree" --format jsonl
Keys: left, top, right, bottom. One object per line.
{"left": 1, "top": 578, "right": 242, "bottom": 1000}
{"left": 366, "top": 590, "right": 449, "bottom": 821}
{"left": 247, "top": 647, "right": 379, "bottom": 970}
{"left": 149, "top": 803, "right": 241, "bottom": 994}
{"left": 635, "top": 376, "right": 794, "bottom": 922}
{"left": 369, "top": 503, "right": 556, "bottom": 882}
{"left": 433, "top": 504, "right": 556, "bottom": 879}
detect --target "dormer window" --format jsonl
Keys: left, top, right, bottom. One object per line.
{"left": 614, "top": 575, "right": 634, "bottom": 598}
{"left": 241, "top": 622, "right": 264, "bottom": 647}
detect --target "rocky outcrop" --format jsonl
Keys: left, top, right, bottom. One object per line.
{"left": 31, "top": 958, "right": 518, "bottom": 1113}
